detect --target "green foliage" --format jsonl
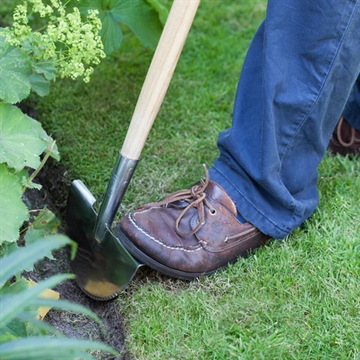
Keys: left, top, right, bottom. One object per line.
{"left": 0, "top": 38, "right": 31, "bottom": 103}
{"left": 0, "top": 236, "right": 119, "bottom": 360}
{"left": 78, "top": 0, "right": 166, "bottom": 54}
{"left": 0, "top": 102, "right": 59, "bottom": 244}
{"left": 0, "top": 103, "right": 55, "bottom": 171}
{"left": 0, "top": 164, "right": 29, "bottom": 243}
{"left": 24, "top": 209, "right": 61, "bottom": 256}
{"left": 0, "top": 0, "right": 166, "bottom": 247}
{"left": 0, "top": 0, "right": 101, "bottom": 246}
{"left": 3, "top": 0, "right": 105, "bottom": 84}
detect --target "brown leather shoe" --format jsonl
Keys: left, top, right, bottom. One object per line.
{"left": 116, "top": 167, "right": 270, "bottom": 279}
{"left": 328, "top": 117, "right": 360, "bottom": 156}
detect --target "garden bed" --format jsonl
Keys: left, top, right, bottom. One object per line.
{"left": 24, "top": 160, "right": 130, "bottom": 360}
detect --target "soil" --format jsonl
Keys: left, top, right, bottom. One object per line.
{"left": 23, "top": 159, "right": 131, "bottom": 360}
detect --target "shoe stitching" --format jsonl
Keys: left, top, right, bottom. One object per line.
{"left": 128, "top": 210, "right": 203, "bottom": 253}
{"left": 203, "top": 229, "right": 264, "bottom": 252}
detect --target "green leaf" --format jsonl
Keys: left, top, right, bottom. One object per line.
{"left": 21, "top": 176, "right": 42, "bottom": 190}
{"left": 0, "top": 279, "right": 29, "bottom": 297}
{"left": 30, "top": 118, "right": 60, "bottom": 161}
{"left": 146, "top": 0, "right": 169, "bottom": 25}
{"left": 31, "top": 208, "right": 61, "bottom": 234}
{"left": 0, "top": 164, "right": 29, "bottom": 244}
{"left": 28, "top": 73, "right": 50, "bottom": 97}
{"left": 0, "top": 274, "right": 72, "bottom": 327}
{"left": 79, "top": 0, "right": 123, "bottom": 55}
{"left": 0, "top": 103, "right": 49, "bottom": 171}
{"left": 32, "top": 61, "right": 56, "bottom": 81}
{"left": 24, "top": 229, "right": 50, "bottom": 249}
{"left": 0, "top": 241, "right": 19, "bottom": 258}
{"left": 100, "top": 10, "right": 124, "bottom": 55}
{"left": 0, "top": 332, "right": 18, "bottom": 344}
{"left": 79, "top": 0, "right": 163, "bottom": 54}
{"left": 0, "top": 235, "right": 74, "bottom": 287}
{"left": 24, "top": 209, "right": 61, "bottom": 261}
{"left": 0, "top": 36, "right": 32, "bottom": 104}
{"left": 0, "top": 319, "right": 27, "bottom": 339}
{"left": 0, "top": 337, "right": 119, "bottom": 360}
{"left": 24, "top": 208, "right": 61, "bottom": 252}
{"left": 16, "top": 313, "right": 63, "bottom": 337}
{"left": 111, "top": 0, "right": 163, "bottom": 48}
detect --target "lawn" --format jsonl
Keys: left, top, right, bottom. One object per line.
{"left": 36, "top": 0, "right": 360, "bottom": 359}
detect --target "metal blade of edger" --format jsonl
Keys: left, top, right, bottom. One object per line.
{"left": 66, "top": 180, "right": 142, "bottom": 301}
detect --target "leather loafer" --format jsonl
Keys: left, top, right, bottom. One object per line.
{"left": 116, "top": 167, "right": 270, "bottom": 279}
{"left": 328, "top": 117, "right": 360, "bottom": 156}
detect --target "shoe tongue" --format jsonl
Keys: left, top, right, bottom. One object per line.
{"left": 205, "top": 180, "right": 237, "bottom": 215}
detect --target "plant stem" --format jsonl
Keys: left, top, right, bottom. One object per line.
{"left": 22, "top": 140, "right": 56, "bottom": 191}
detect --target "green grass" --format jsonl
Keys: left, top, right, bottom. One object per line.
{"left": 35, "top": 0, "right": 360, "bottom": 359}
{"left": 118, "top": 153, "right": 360, "bottom": 359}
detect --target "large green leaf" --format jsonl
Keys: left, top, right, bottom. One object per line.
{"left": 0, "top": 103, "right": 53, "bottom": 171}
{"left": 0, "top": 36, "right": 32, "bottom": 104}
{"left": 0, "top": 235, "right": 74, "bottom": 287}
{"left": 0, "top": 164, "right": 29, "bottom": 244}
{"left": 79, "top": 0, "right": 163, "bottom": 54}
{"left": 0, "top": 337, "right": 119, "bottom": 360}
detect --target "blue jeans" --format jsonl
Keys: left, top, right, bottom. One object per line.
{"left": 209, "top": 0, "right": 360, "bottom": 239}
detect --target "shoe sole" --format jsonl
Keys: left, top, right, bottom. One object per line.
{"left": 114, "top": 225, "right": 220, "bottom": 280}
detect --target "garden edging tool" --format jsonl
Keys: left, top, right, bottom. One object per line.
{"left": 65, "top": 0, "right": 200, "bottom": 301}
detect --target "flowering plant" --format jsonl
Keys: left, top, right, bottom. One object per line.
{"left": 0, "top": 0, "right": 166, "bottom": 245}
{"left": 0, "top": 0, "right": 105, "bottom": 246}
{"left": 2, "top": 0, "right": 105, "bottom": 87}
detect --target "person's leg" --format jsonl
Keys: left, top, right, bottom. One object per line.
{"left": 118, "top": 0, "right": 360, "bottom": 278}
{"left": 329, "top": 76, "right": 360, "bottom": 155}
{"left": 344, "top": 76, "right": 360, "bottom": 129}
{"left": 210, "top": 0, "right": 360, "bottom": 239}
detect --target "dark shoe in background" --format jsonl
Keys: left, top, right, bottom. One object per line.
{"left": 328, "top": 117, "right": 360, "bottom": 156}
{"left": 117, "top": 168, "right": 270, "bottom": 280}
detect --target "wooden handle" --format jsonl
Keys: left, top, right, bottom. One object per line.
{"left": 120, "top": 0, "right": 200, "bottom": 160}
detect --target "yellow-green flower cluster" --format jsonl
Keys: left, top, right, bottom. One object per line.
{"left": 11, "top": 4, "right": 31, "bottom": 39}
{"left": 5, "top": 0, "right": 105, "bottom": 83}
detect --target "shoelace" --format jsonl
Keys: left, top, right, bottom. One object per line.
{"left": 337, "top": 117, "right": 360, "bottom": 147}
{"left": 143, "top": 165, "right": 216, "bottom": 237}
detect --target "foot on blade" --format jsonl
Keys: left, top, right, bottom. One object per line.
{"left": 116, "top": 166, "right": 270, "bottom": 279}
